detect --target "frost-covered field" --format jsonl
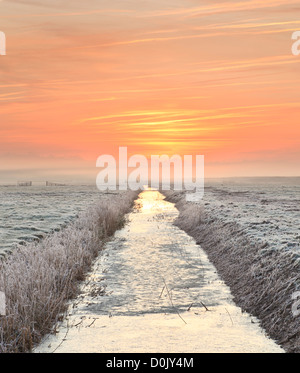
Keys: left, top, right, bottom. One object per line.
{"left": 0, "top": 185, "right": 106, "bottom": 255}
{"left": 203, "top": 177, "right": 300, "bottom": 257}
{"left": 164, "top": 177, "right": 300, "bottom": 352}
{"left": 0, "top": 189, "right": 137, "bottom": 352}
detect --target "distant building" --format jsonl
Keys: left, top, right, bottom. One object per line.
{"left": 17, "top": 181, "right": 32, "bottom": 186}
{"left": 46, "top": 181, "right": 66, "bottom": 186}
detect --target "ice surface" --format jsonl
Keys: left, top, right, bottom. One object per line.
{"left": 35, "top": 190, "right": 283, "bottom": 353}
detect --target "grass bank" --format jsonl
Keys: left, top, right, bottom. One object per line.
{"left": 164, "top": 190, "right": 300, "bottom": 353}
{"left": 0, "top": 191, "right": 138, "bottom": 353}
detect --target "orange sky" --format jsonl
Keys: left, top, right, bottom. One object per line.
{"left": 0, "top": 0, "right": 300, "bottom": 182}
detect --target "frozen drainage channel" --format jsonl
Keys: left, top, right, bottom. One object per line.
{"left": 35, "top": 191, "right": 283, "bottom": 353}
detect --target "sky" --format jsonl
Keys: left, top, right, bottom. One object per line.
{"left": 0, "top": 0, "right": 300, "bottom": 183}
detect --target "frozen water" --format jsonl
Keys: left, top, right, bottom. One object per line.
{"left": 35, "top": 190, "right": 283, "bottom": 353}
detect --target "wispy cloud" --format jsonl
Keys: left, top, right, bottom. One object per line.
{"left": 1, "top": 0, "right": 299, "bottom": 177}
{"left": 140, "top": 0, "right": 300, "bottom": 18}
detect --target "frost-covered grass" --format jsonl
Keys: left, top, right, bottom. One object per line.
{"left": 0, "top": 191, "right": 137, "bottom": 353}
{"left": 164, "top": 188, "right": 300, "bottom": 353}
